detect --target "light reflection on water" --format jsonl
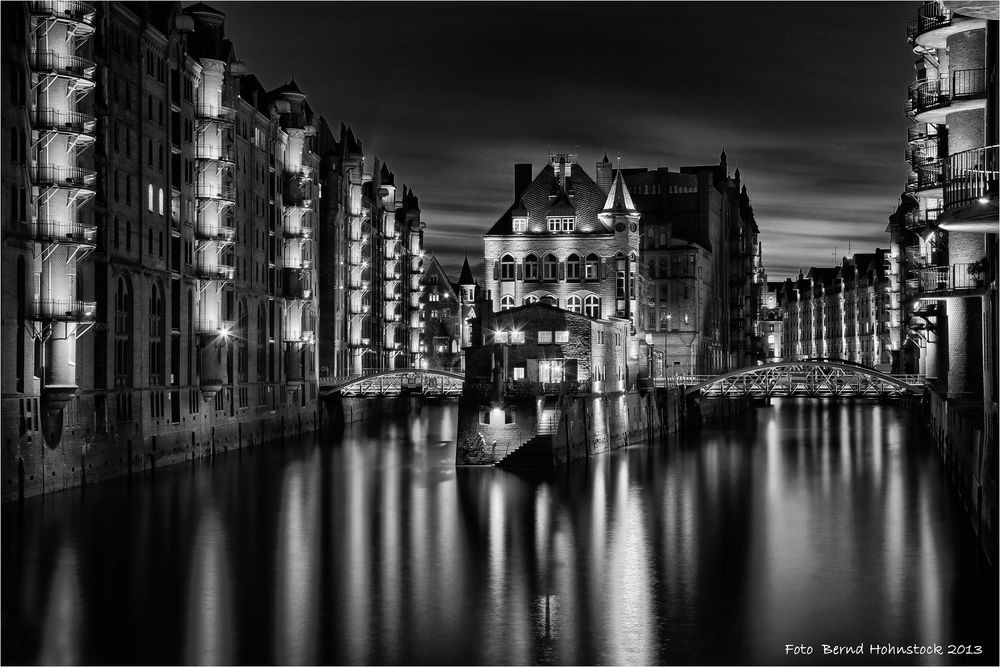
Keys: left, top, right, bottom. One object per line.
{"left": 2, "top": 399, "right": 996, "bottom": 665}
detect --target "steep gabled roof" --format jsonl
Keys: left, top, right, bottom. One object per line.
{"left": 485, "top": 163, "right": 612, "bottom": 236}
{"left": 458, "top": 257, "right": 475, "bottom": 285}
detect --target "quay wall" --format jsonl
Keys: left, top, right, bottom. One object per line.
{"left": 925, "top": 389, "right": 997, "bottom": 566}
{"left": 3, "top": 399, "right": 320, "bottom": 502}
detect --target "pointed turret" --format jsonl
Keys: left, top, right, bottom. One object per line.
{"left": 601, "top": 169, "right": 638, "bottom": 216}
{"left": 459, "top": 257, "right": 475, "bottom": 286}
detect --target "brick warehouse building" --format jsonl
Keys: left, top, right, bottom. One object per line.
{"left": 481, "top": 151, "right": 763, "bottom": 378}
{"left": 1, "top": 1, "right": 426, "bottom": 500}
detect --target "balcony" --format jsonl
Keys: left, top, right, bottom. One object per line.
{"left": 348, "top": 279, "right": 371, "bottom": 291}
{"left": 282, "top": 223, "right": 312, "bottom": 239}
{"left": 283, "top": 284, "right": 313, "bottom": 300}
{"left": 944, "top": 145, "right": 999, "bottom": 211}
{"left": 904, "top": 207, "right": 941, "bottom": 232}
{"left": 283, "top": 330, "right": 315, "bottom": 344}
{"left": 194, "top": 184, "right": 236, "bottom": 203}
{"left": 29, "top": 50, "right": 96, "bottom": 81}
{"left": 32, "top": 163, "right": 96, "bottom": 189}
{"left": 194, "top": 319, "right": 236, "bottom": 336}
{"left": 195, "top": 221, "right": 236, "bottom": 243}
{"left": 27, "top": 1, "right": 96, "bottom": 26}
{"left": 25, "top": 219, "right": 96, "bottom": 245}
{"left": 192, "top": 263, "right": 235, "bottom": 281}
{"left": 906, "top": 2, "right": 952, "bottom": 45}
{"left": 283, "top": 258, "right": 312, "bottom": 271}
{"left": 907, "top": 123, "right": 931, "bottom": 144}
{"left": 916, "top": 263, "right": 984, "bottom": 296}
{"left": 195, "top": 105, "right": 236, "bottom": 124}
{"left": 30, "top": 107, "right": 96, "bottom": 137}
{"left": 908, "top": 69, "right": 987, "bottom": 121}
{"left": 194, "top": 141, "right": 235, "bottom": 164}
{"left": 30, "top": 298, "right": 96, "bottom": 322}
{"left": 906, "top": 160, "right": 943, "bottom": 193}
{"left": 348, "top": 339, "right": 370, "bottom": 348}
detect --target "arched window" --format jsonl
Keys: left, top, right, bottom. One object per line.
{"left": 584, "top": 295, "right": 601, "bottom": 318}
{"left": 543, "top": 253, "right": 558, "bottom": 281}
{"left": 147, "top": 184, "right": 154, "bottom": 212}
{"left": 500, "top": 295, "right": 514, "bottom": 311}
{"left": 524, "top": 254, "right": 539, "bottom": 282}
{"left": 237, "top": 300, "right": 248, "bottom": 380}
{"left": 540, "top": 294, "right": 557, "bottom": 307}
{"left": 567, "top": 294, "right": 582, "bottom": 313}
{"left": 566, "top": 253, "right": 582, "bottom": 282}
{"left": 523, "top": 294, "right": 539, "bottom": 305}
{"left": 500, "top": 254, "right": 515, "bottom": 281}
{"left": 584, "top": 253, "right": 600, "bottom": 281}
{"left": 257, "top": 303, "right": 267, "bottom": 379}
{"left": 114, "top": 273, "right": 133, "bottom": 388}
{"left": 149, "top": 280, "right": 164, "bottom": 384}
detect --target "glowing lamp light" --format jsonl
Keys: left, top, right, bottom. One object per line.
{"left": 978, "top": 196, "right": 990, "bottom": 204}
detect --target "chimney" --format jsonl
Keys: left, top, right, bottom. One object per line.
{"left": 514, "top": 163, "right": 532, "bottom": 202}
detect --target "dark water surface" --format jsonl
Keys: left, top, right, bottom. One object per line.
{"left": 2, "top": 399, "right": 997, "bottom": 665}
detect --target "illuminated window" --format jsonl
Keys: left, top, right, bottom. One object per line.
{"left": 585, "top": 253, "right": 600, "bottom": 280}
{"left": 510, "top": 331, "right": 525, "bottom": 344}
{"left": 547, "top": 217, "right": 560, "bottom": 232}
{"left": 567, "top": 295, "right": 582, "bottom": 313}
{"left": 561, "top": 217, "right": 575, "bottom": 232}
{"left": 539, "top": 359, "right": 564, "bottom": 382}
{"left": 512, "top": 217, "right": 527, "bottom": 232}
{"left": 147, "top": 184, "right": 154, "bottom": 211}
{"left": 158, "top": 188, "right": 164, "bottom": 216}
{"left": 513, "top": 366, "right": 525, "bottom": 380}
{"left": 538, "top": 331, "right": 552, "bottom": 344}
{"left": 523, "top": 294, "right": 539, "bottom": 305}
{"left": 584, "top": 295, "right": 600, "bottom": 318}
{"left": 554, "top": 330, "right": 570, "bottom": 343}
{"left": 500, "top": 295, "right": 514, "bottom": 311}
{"left": 494, "top": 330, "right": 509, "bottom": 343}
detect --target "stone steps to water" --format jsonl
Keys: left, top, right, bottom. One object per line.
{"left": 496, "top": 433, "right": 554, "bottom": 469}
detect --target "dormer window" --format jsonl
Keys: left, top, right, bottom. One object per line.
{"left": 547, "top": 216, "right": 575, "bottom": 232}
{"left": 512, "top": 217, "right": 528, "bottom": 233}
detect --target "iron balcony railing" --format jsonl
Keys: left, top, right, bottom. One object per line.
{"left": 192, "top": 263, "right": 235, "bottom": 281}
{"left": 908, "top": 69, "right": 987, "bottom": 116}
{"left": 348, "top": 278, "right": 371, "bottom": 290}
{"left": 194, "top": 141, "right": 235, "bottom": 163}
{"left": 32, "top": 163, "right": 96, "bottom": 188}
{"left": 283, "top": 258, "right": 312, "bottom": 270}
{"left": 27, "top": 219, "right": 97, "bottom": 244}
{"left": 194, "top": 221, "right": 236, "bottom": 242}
{"left": 31, "top": 298, "right": 96, "bottom": 322}
{"left": 906, "top": 1, "right": 952, "bottom": 44}
{"left": 194, "top": 319, "right": 236, "bottom": 336}
{"left": 195, "top": 105, "right": 236, "bottom": 123}
{"left": 917, "top": 263, "right": 982, "bottom": 293}
{"left": 944, "top": 145, "right": 999, "bottom": 210}
{"left": 194, "top": 184, "right": 236, "bottom": 202}
{"left": 907, "top": 160, "right": 943, "bottom": 191}
{"left": 283, "top": 330, "right": 315, "bottom": 344}
{"left": 282, "top": 222, "right": 312, "bottom": 239}
{"left": 30, "top": 107, "right": 96, "bottom": 135}
{"left": 905, "top": 138, "right": 939, "bottom": 167}
{"left": 29, "top": 50, "right": 96, "bottom": 79}
{"left": 28, "top": 1, "right": 96, "bottom": 23}
{"left": 904, "top": 207, "right": 941, "bottom": 231}
{"left": 907, "top": 123, "right": 931, "bottom": 143}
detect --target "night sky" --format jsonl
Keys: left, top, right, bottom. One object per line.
{"left": 219, "top": 1, "right": 917, "bottom": 281}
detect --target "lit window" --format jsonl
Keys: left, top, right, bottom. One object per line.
{"left": 523, "top": 294, "right": 539, "bottom": 305}
{"left": 510, "top": 331, "right": 525, "bottom": 344}
{"left": 585, "top": 254, "right": 600, "bottom": 280}
{"left": 554, "top": 330, "right": 570, "bottom": 343}
{"left": 561, "top": 217, "right": 575, "bottom": 232}
{"left": 566, "top": 254, "right": 581, "bottom": 281}
{"left": 147, "top": 184, "right": 154, "bottom": 211}
{"left": 584, "top": 295, "right": 600, "bottom": 318}
{"left": 567, "top": 295, "right": 582, "bottom": 313}
{"left": 158, "top": 188, "right": 164, "bottom": 216}
{"left": 512, "top": 217, "right": 527, "bottom": 232}
{"left": 500, "top": 295, "right": 514, "bottom": 311}
{"left": 494, "top": 331, "right": 509, "bottom": 343}
{"left": 538, "top": 331, "right": 552, "bottom": 344}
{"left": 524, "top": 254, "right": 539, "bottom": 281}
{"left": 547, "top": 217, "right": 559, "bottom": 232}
{"left": 513, "top": 367, "right": 525, "bottom": 380}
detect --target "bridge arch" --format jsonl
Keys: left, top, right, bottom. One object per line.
{"left": 320, "top": 368, "right": 465, "bottom": 398}
{"left": 683, "top": 361, "right": 923, "bottom": 398}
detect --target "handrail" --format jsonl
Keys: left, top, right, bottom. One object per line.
{"left": 27, "top": 1, "right": 96, "bottom": 23}
{"left": 32, "top": 163, "right": 96, "bottom": 187}
{"left": 27, "top": 219, "right": 97, "bottom": 243}
{"left": 29, "top": 50, "right": 96, "bottom": 78}
{"left": 944, "top": 145, "right": 998, "bottom": 209}
{"left": 30, "top": 107, "right": 96, "bottom": 134}
{"left": 31, "top": 298, "right": 96, "bottom": 321}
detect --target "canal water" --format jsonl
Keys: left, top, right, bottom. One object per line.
{"left": 2, "top": 399, "right": 996, "bottom": 665}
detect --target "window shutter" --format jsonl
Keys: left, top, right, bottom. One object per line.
{"left": 558, "top": 262, "right": 565, "bottom": 281}
{"left": 492, "top": 260, "right": 499, "bottom": 281}
{"left": 516, "top": 263, "right": 523, "bottom": 281}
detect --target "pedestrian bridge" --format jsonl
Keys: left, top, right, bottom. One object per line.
{"left": 680, "top": 362, "right": 924, "bottom": 398}
{"left": 319, "top": 369, "right": 464, "bottom": 397}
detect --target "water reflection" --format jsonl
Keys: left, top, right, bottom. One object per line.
{"left": 2, "top": 399, "right": 996, "bottom": 665}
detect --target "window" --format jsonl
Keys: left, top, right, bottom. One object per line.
{"left": 547, "top": 217, "right": 560, "bottom": 232}
{"left": 148, "top": 184, "right": 154, "bottom": 211}
{"left": 585, "top": 253, "right": 600, "bottom": 280}
{"left": 524, "top": 254, "right": 539, "bottom": 281}
{"left": 561, "top": 217, "right": 575, "bottom": 232}
{"left": 584, "top": 295, "right": 600, "bottom": 318}
{"left": 149, "top": 282, "right": 164, "bottom": 385}
{"left": 543, "top": 253, "right": 558, "bottom": 281}
{"left": 500, "top": 295, "right": 514, "bottom": 311}
{"left": 500, "top": 254, "right": 515, "bottom": 281}
{"left": 566, "top": 254, "right": 581, "bottom": 281}
{"left": 539, "top": 359, "right": 564, "bottom": 383}
{"left": 158, "top": 188, "right": 164, "bottom": 216}
{"left": 554, "top": 330, "right": 570, "bottom": 343}
{"left": 512, "top": 217, "right": 527, "bottom": 232}
{"left": 538, "top": 331, "right": 552, "bottom": 344}
{"left": 494, "top": 331, "right": 509, "bottom": 343}
{"left": 567, "top": 294, "right": 582, "bottom": 313}
{"left": 510, "top": 331, "right": 525, "bottom": 344}
{"left": 523, "top": 294, "right": 539, "bottom": 305}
